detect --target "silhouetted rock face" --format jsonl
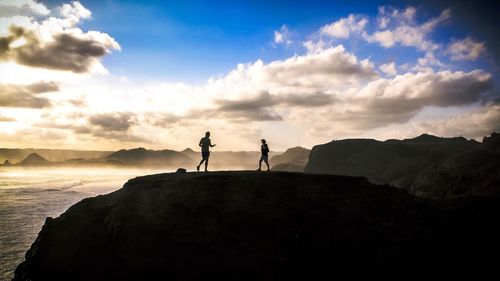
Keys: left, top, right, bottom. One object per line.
{"left": 410, "top": 147, "right": 500, "bottom": 197}
{"left": 18, "top": 153, "right": 51, "bottom": 165}
{"left": 270, "top": 147, "right": 310, "bottom": 172}
{"left": 13, "top": 172, "right": 500, "bottom": 280}
{"left": 483, "top": 132, "right": 500, "bottom": 150}
{"left": 107, "top": 147, "right": 192, "bottom": 165}
{"left": 304, "top": 134, "right": 500, "bottom": 197}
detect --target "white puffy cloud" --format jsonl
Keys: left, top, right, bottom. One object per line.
{"left": 363, "top": 6, "right": 450, "bottom": 51}
{"left": 274, "top": 25, "right": 292, "bottom": 46}
{"left": 379, "top": 62, "right": 397, "bottom": 76}
{"left": 320, "top": 14, "right": 368, "bottom": 39}
{"left": 0, "top": 1, "right": 120, "bottom": 73}
{"left": 303, "top": 39, "right": 327, "bottom": 54}
{"left": 446, "top": 36, "right": 486, "bottom": 61}
{"left": 287, "top": 69, "right": 494, "bottom": 137}
{"left": 417, "top": 104, "right": 500, "bottom": 138}
{"left": 0, "top": 0, "right": 50, "bottom": 17}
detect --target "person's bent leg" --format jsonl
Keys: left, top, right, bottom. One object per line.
{"left": 197, "top": 158, "right": 206, "bottom": 172}
{"left": 265, "top": 158, "right": 270, "bottom": 171}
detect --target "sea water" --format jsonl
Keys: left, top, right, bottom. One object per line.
{"left": 0, "top": 167, "right": 170, "bottom": 281}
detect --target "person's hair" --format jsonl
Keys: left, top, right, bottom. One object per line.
{"left": 261, "top": 139, "right": 266, "bottom": 143}
{"left": 206, "top": 131, "right": 210, "bottom": 136}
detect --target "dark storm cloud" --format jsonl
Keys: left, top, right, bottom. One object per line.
{"left": 0, "top": 81, "right": 59, "bottom": 108}
{"left": 88, "top": 112, "right": 137, "bottom": 131}
{"left": 0, "top": 25, "right": 119, "bottom": 73}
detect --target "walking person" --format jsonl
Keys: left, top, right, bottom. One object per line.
{"left": 257, "top": 139, "right": 270, "bottom": 171}
{"left": 197, "top": 131, "right": 216, "bottom": 172}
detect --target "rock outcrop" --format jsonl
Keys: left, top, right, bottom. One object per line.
{"left": 270, "top": 147, "right": 310, "bottom": 172}
{"left": 305, "top": 134, "right": 499, "bottom": 197}
{"left": 13, "top": 171, "right": 500, "bottom": 280}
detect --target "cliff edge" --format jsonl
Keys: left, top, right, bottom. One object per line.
{"left": 14, "top": 171, "right": 500, "bottom": 280}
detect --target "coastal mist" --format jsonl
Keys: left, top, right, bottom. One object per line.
{"left": 0, "top": 167, "right": 170, "bottom": 280}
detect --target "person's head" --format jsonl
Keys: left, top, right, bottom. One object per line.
{"left": 205, "top": 131, "right": 210, "bottom": 137}
{"left": 261, "top": 139, "right": 266, "bottom": 144}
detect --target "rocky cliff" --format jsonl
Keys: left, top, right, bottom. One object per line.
{"left": 305, "top": 134, "right": 499, "bottom": 197}
{"left": 13, "top": 171, "right": 500, "bottom": 280}
{"left": 270, "top": 147, "right": 310, "bottom": 172}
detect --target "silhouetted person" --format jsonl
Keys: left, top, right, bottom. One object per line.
{"left": 257, "top": 139, "right": 270, "bottom": 171}
{"left": 197, "top": 131, "right": 216, "bottom": 172}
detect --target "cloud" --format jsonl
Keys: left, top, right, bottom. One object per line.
{"left": 417, "top": 104, "right": 500, "bottom": 139}
{"left": 363, "top": 6, "right": 450, "bottom": 51}
{"left": 0, "top": 81, "right": 58, "bottom": 108}
{"left": 240, "top": 45, "right": 377, "bottom": 89}
{"left": 303, "top": 39, "right": 327, "bottom": 54}
{"left": 274, "top": 25, "right": 292, "bottom": 46}
{"left": 88, "top": 112, "right": 137, "bottom": 132}
{"left": 320, "top": 14, "right": 368, "bottom": 39}
{"left": 379, "top": 62, "right": 397, "bottom": 76}
{"left": 336, "top": 70, "right": 493, "bottom": 129}
{"left": 35, "top": 111, "right": 149, "bottom": 143}
{"left": 0, "top": 1, "right": 120, "bottom": 73}
{"left": 211, "top": 91, "right": 334, "bottom": 122}
{"left": 446, "top": 36, "right": 486, "bottom": 61}
{"left": 0, "top": 0, "right": 50, "bottom": 17}
{"left": 0, "top": 115, "right": 15, "bottom": 122}
{"left": 144, "top": 112, "right": 184, "bottom": 128}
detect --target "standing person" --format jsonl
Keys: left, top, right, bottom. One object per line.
{"left": 257, "top": 139, "right": 270, "bottom": 171}
{"left": 197, "top": 131, "right": 216, "bottom": 172}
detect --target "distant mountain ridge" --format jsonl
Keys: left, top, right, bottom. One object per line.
{"left": 0, "top": 148, "right": 112, "bottom": 164}
{"left": 19, "top": 153, "right": 52, "bottom": 165}
{"left": 107, "top": 147, "right": 192, "bottom": 165}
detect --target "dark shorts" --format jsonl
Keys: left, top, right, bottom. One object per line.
{"left": 260, "top": 154, "right": 268, "bottom": 162}
{"left": 202, "top": 151, "right": 210, "bottom": 159}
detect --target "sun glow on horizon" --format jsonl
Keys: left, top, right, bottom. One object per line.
{"left": 0, "top": 0, "right": 498, "bottom": 151}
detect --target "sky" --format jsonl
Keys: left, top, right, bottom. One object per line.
{"left": 0, "top": 0, "right": 499, "bottom": 151}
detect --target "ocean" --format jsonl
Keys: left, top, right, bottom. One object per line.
{"left": 0, "top": 167, "right": 169, "bottom": 281}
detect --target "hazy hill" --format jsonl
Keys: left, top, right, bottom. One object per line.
{"left": 0, "top": 149, "right": 112, "bottom": 164}
{"left": 13, "top": 172, "right": 500, "bottom": 280}
{"left": 18, "top": 153, "right": 52, "bottom": 166}
{"left": 270, "top": 147, "right": 310, "bottom": 172}
{"left": 305, "top": 133, "right": 499, "bottom": 198}
{"left": 106, "top": 147, "right": 192, "bottom": 166}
